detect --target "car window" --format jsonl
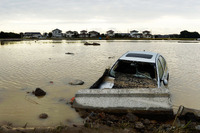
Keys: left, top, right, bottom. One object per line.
{"left": 157, "top": 60, "right": 164, "bottom": 79}
{"left": 158, "top": 56, "right": 166, "bottom": 70}
{"left": 110, "top": 60, "right": 156, "bottom": 79}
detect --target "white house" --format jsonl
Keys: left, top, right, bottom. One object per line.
{"left": 130, "top": 30, "right": 139, "bottom": 38}
{"left": 66, "top": 31, "right": 74, "bottom": 38}
{"left": 88, "top": 31, "right": 99, "bottom": 37}
{"left": 79, "top": 30, "right": 88, "bottom": 38}
{"left": 52, "top": 29, "right": 62, "bottom": 38}
{"left": 142, "top": 30, "right": 153, "bottom": 38}
{"left": 106, "top": 30, "right": 114, "bottom": 37}
{"left": 134, "top": 33, "right": 143, "bottom": 38}
{"left": 23, "top": 32, "right": 42, "bottom": 38}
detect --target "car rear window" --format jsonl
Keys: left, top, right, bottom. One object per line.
{"left": 126, "top": 53, "right": 153, "bottom": 59}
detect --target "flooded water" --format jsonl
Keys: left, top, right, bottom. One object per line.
{"left": 0, "top": 40, "right": 200, "bottom": 127}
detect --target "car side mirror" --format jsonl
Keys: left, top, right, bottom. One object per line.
{"left": 163, "top": 79, "right": 168, "bottom": 86}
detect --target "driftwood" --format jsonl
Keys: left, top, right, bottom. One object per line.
{"left": 84, "top": 42, "right": 100, "bottom": 46}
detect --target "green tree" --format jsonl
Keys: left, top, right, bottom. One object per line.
{"left": 180, "top": 30, "right": 200, "bottom": 38}
{"left": 48, "top": 32, "right": 52, "bottom": 38}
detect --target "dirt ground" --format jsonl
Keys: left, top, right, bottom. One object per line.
{"left": 113, "top": 73, "right": 157, "bottom": 88}
{"left": 1, "top": 111, "right": 200, "bottom": 133}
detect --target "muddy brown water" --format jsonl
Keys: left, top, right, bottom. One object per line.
{"left": 0, "top": 40, "right": 200, "bottom": 127}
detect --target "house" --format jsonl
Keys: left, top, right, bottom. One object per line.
{"left": 66, "top": 31, "right": 79, "bottom": 38}
{"left": 73, "top": 31, "right": 79, "bottom": 38}
{"left": 88, "top": 31, "right": 100, "bottom": 37}
{"left": 142, "top": 30, "right": 153, "bottom": 38}
{"left": 66, "top": 31, "right": 75, "bottom": 38}
{"left": 133, "top": 33, "right": 143, "bottom": 38}
{"left": 52, "top": 28, "right": 62, "bottom": 38}
{"left": 79, "top": 30, "right": 88, "bottom": 38}
{"left": 106, "top": 30, "right": 114, "bottom": 37}
{"left": 23, "top": 32, "right": 42, "bottom": 38}
{"left": 130, "top": 30, "right": 139, "bottom": 38}
{"left": 142, "top": 30, "right": 150, "bottom": 35}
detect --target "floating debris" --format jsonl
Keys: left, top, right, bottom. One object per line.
{"left": 39, "top": 113, "right": 48, "bottom": 119}
{"left": 1, "top": 41, "right": 5, "bottom": 45}
{"left": 84, "top": 42, "right": 100, "bottom": 46}
{"left": 32, "top": 88, "right": 46, "bottom": 96}
{"left": 108, "top": 56, "right": 115, "bottom": 59}
{"left": 65, "top": 52, "right": 74, "bottom": 55}
{"left": 69, "top": 80, "right": 84, "bottom": 85}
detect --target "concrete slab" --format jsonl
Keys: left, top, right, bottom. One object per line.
{"left": 73, "top": 88, "right": 173, "bottom": 114}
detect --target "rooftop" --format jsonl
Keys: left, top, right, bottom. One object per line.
{"left": 119, "top": 51, "right": 158, "bottom": 63}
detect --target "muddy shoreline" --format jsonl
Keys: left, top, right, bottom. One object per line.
{"left": 1, "top": 109, "right": 200, "bottom": 133}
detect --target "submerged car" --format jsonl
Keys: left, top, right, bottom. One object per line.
{"left": 98, "top": 51, "right": 169, "bottom": 89}
{"left": 73, "top": 51, "right": 172, "bottom": 115}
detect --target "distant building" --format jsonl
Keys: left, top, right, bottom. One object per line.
{"left": 23, "top": 32, "right": 42, "bottom": 38}
{"left": 134, "top": 33, "right": 143, "bottom": 38}
{"left": 106, "top": 30, "right": 114, "bottom": 37}
{"left": 142, "top": 30, "right": 150, "bottom": 34}
{"left": 130, "top": 30, "right": 143, "bottom": 38}
{"left": 130, "top": 30, "right": 139, "bottom": 38}
{"left": 130, "top": 30, "right": 153, "bottom": 38}
{"left": 52, "top": 29, "right": 62, "bottom": 38}
{"left": 66, "top": 31, "right": 75, "bottom": 38}
{"left": 142, "top": 30, "right": 153, "bottom": 38}
{"left": 88, "top": 31, "right": 100, "bottom": 37}
{"left": 79, "top": 30, "right": 88, "bottom": 38}
{"left": 73, "top": 31, "right": 79, "bottom": 38}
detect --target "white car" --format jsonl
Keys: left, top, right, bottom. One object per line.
{"left": 73, "top": 51, "right": 172, "bottom": 115}
{"left": 108, "top": 51, "right": 169, "bottom": 88}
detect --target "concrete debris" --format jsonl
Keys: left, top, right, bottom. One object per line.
{"left": 39, "top": 113, "right": 48, "bottom": 119}
{"left": 69, "top": 80, "right": 84, "bottom": 85}
{"left": 32, "top": 88, "right": 46, "bottom": 97}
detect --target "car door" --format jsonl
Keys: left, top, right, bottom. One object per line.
{"left": 157, "top": 58, "right": 164, "bottom": 87}
{"left": 157, "top": 55, "right": 169, "bottom": 87}
{"left": 158, "top": 56, "right": 168, "bottom": 81}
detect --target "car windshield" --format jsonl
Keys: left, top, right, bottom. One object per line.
{"left": 110, "top": 60, "right": 157, "bottom": 80}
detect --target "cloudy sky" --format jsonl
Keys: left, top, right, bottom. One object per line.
{"left": 0, "top": 0, "right": 200, "bottom": 34}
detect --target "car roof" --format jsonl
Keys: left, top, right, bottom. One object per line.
{"left": 119, "top": 51, "right": 158, "bottom": 63}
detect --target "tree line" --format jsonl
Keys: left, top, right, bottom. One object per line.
{"left": 179, "top": 30, "right": 200, "bottom": 38}
{"left": 155, "top": 30, "right": 200, "bottom": 39}
{"left": 0, "top": 31, "right": 21, "bottom": 38}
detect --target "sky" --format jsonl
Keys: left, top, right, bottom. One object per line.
{"left": 0, "top": 0, "right": 200, "bottom": 34}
